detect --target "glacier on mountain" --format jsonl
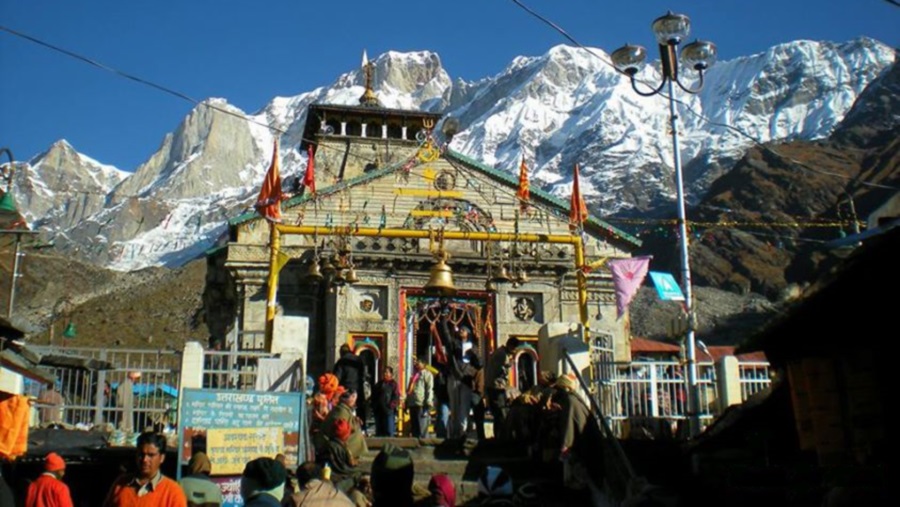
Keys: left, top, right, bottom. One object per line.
{"left": 9, "top": 37, "right": 896, "bottom": 271}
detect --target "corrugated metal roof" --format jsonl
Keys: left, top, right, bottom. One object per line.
{"left": 630, "top": 337, "right": 680, "bottom": 353}
{"left": 631, "top": 338, "right": 768, "bottom": 362}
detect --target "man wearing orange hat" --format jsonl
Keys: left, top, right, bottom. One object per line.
{"left": 26, "top": 452, "right": 74, "bottom": 507}
{"left": 319, "top": 419, "right": 359, "bottom": 493}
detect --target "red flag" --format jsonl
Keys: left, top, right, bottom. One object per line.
{"left": 516, "top": 156, "right": 530, "bottom": 208}
{"left": 569, "top": 163, "right": 588, "bottom": 230}
{"left": 303, "top": 144, "right": 316, "bottom": 195}
{"left": 255, "top": 139, "right": 283, "bottom": 222}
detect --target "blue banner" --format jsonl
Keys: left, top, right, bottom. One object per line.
{"left": 649, "top": 271, "right": 685, "bottom": 301}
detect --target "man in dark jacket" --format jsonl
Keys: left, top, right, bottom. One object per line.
{"left": 334, "top": 344, "right": 368, "bottom": 434}
{"left": 240, "top": 457, "right": 286, "bottom": 507}
{"left": 438, "top": 316, "right": 480, "bottom": 441}
{"left": 319, "top": 419, "right": 360, "bottom": 493}
{"left": 372, "top": 366, "right": 400, "bottom": 437}
{"left": 485, "top": 337, "right": 521, "bottom": 440}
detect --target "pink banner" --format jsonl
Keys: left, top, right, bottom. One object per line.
{"left": 608, "top": 256, "right": 652, "bottom": 319}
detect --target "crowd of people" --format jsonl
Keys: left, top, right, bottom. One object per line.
{"left": 304, "top": 311, "right": 605, "bottom": 497}
{"left": 8, "top": 310, "right": 605, "bottom": 506}
{"left": 310, "top": 315, "right": 526, "bottom": 445}
{"left": 11, "top": 430, "right": 478, "bottom": 507}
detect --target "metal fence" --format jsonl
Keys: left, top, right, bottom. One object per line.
{"left": 596, "top": 361, "right": 718, "bottom": 433}
{"left": 738, "top": 361, "right": 772, "bottom": 400}
{"left": 25, "top": 346, "right": 181, "bottom": 431}
{"left": 201, "top": 349, "right": 278, "bottom": 390}
{"left": 594, "top": 357, "right": 772, "bottom": 437}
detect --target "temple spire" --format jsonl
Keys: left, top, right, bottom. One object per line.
{"left": 359, "top": 49, "right": 380, "bottom": 107}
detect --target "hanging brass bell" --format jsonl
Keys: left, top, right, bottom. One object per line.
{"left": 307, "top": 260, "right": 324, "bottom": 282}
{"left": 492, "top": 265, "right": 511, "bottom": 283}
{"left": 485, "top": 278, "right": 497, "bottom": 293}
{"left": 516, "top": 268, "right": 529, "bottom": 285}
{"left": 321, "top": 257, "right": 336, "bottom": 274}
{"left": 424, "top": 258, "right": 457, "bottom": 296}
{"left": 345, "top": 266, "right": 360, "bottom": 284}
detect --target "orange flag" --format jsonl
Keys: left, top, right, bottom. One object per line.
{"left": 303, "top": 144, "right": 316, "bottom": 195}
{"left": 569, "top": 163, "right": 588, "bottom": 230}
{"left": 255, "top": 139, "right": 283, "bottom": 223}
{"left": 516, "top": 155, "right": 530, "bottom": 208}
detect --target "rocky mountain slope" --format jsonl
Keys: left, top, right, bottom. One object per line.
{"left": 2, "top": 40, "right": 898, "bottom": 346}
{"left": 637, "top": 59, "right": 900, "bottom": 299}
{"left": 0, "top": 249, "right": 208, "bottom": 346}
{"left": 4, "top": 38, "right": 895, "bottom": 272}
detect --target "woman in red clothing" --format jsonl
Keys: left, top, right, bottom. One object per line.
{"left": 26, "top": 452, "right": 74, "bottom": 507}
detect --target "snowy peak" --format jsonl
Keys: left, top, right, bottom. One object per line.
{"left": 30, "top": 139, "right": 129, "bottom": 190}
{"left": 18, "top": 139, "right": 128, "bottom": 226}
{"left": 698, "top": 37, "right": 897, "bottom": 143}
{"left": 323, "top": 50, "right": 453, "bottom": 111}
{"left": 110, "top": 98, "right": 262, "bottom": 202}
{"left": 14, "top": 38, "right": 899, "bottom": 271}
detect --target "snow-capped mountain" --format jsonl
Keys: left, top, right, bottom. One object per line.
{"left": 8, "top": 38, "right": 896, "bottom": 271}
{"left": 18, "top": 140, "right": 129, "bottom": 229}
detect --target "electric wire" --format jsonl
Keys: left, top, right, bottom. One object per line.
{"left": 1, "top": 25, "right": 367, "bottom": 180}
{"left": 4, "top": 10, "right": 896, "bottom": 225}
{"left": 506, "top": 0, "right": 900, "bottom": 192}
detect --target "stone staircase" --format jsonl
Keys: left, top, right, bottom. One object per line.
{"left": 360, "top": 437, "right": 594, "bottom": 506}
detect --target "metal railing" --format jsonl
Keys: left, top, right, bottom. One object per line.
{"left": 738, "top": 361, "right": 772, "bottom": 400}
{"left": 201, "top": 349, "right": 278, "bottom": 390}
{"left": 593, "top": 354, "right": 773, "bottom": 438}
{"left": 595, "top": 360, "right": 718, "bottom": 437}
{"left": 25, "top": 346, "right": 181, "bottom": 431}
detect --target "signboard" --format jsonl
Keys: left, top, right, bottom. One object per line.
{"left": 649, "top": 271, "right": 685, "bottom": 301}
{"left": 211, "top": 477, "right": 244, "bottom": 507}
{"left": 206, "top": 426, "right": 284, "bottom": 475}
{"left": 178, "top": 388, "right": 306, "bottom": 506}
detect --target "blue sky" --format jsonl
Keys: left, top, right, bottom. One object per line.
{"left": 1, "top": 0, "right": 897, "bottom": 172}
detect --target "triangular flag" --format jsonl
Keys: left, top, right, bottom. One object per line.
{"left": 303, "top": 144, "right": 316, "bottom": 195}
{"left": 275, "top": 251, "right": 291, "bottom": 274}
{"left": 608, "top": 256, "right": 652, "bottom": 319}
{"left": 516, "top": 156, "right": 530, "bottom": 209}
{"left": 255, "top": 139, "right": 283, "bottom": 223}
{"left": 569, "top": 163, "right": 588, "bottom": 230}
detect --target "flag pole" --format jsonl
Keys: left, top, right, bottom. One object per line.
{"left": 265, "top": 222, "right": 281, "bottom": 351}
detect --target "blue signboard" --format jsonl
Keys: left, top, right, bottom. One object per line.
{"left": 649, "top": 271, "right": 685, "bottom": 301}
{"left": 178, "top": 389, "right": 306, "bottom": 507}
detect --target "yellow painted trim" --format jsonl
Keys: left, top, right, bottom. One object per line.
{"left": 394, "top": 189, "right": 463, "bottom": 198}
{"left": 264, "top": 225, "right": 592, "bottom": 349}
{"left": 410, "top": 210, "right": 454, "bottom": 218}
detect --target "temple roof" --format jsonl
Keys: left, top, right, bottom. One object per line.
{"left": 229, "top": 148, "right": 641, "bottom": 249}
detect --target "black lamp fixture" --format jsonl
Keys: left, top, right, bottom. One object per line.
{"left": 610, "top": 12, "right": 717, "bottom": 96}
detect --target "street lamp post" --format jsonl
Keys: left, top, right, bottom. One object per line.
{"left": 610, "top": 12, "right": 717, "bottom": 437}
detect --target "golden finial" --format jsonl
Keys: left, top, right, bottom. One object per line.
{"left": 359, "top": 50, "right": 380, "bottom": 107}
